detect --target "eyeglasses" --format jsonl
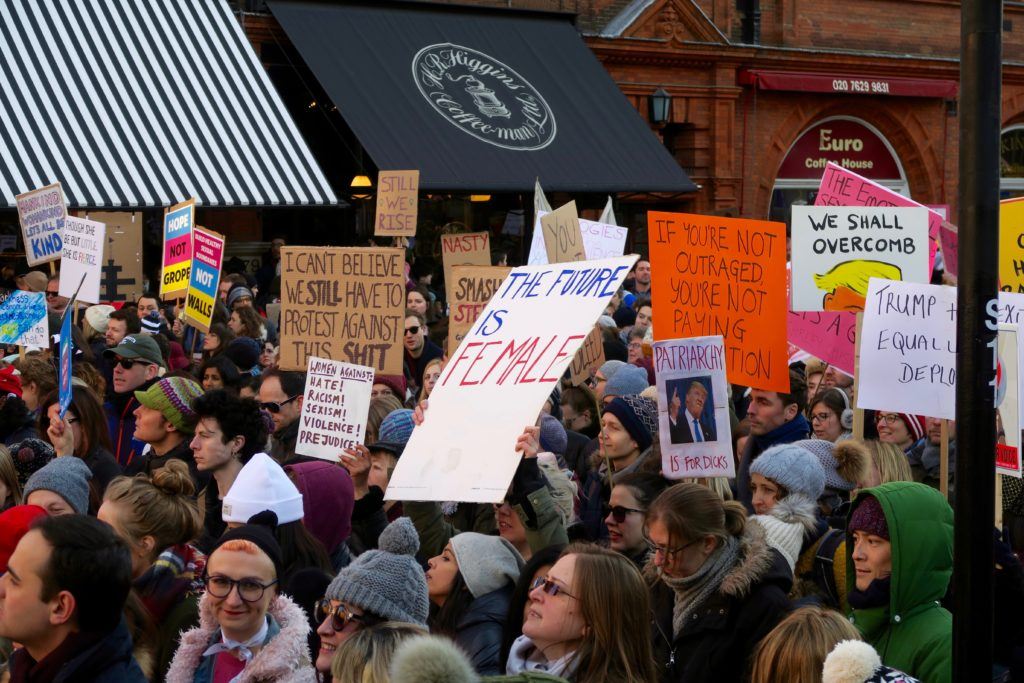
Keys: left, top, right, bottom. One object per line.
{"left": 876, "top": 413, "right": 901, "bottom": 425}
{"left": 45, "top": 291, "right": 60, "bottom": 298}
{"left": 115, "top": 358, "right": 154, "bottom": 371}
{"left": 204, "top": 575, "right": 278, "bottom": 602}
{"left": 529, "top": 577, "right": 577, "bottom": 600}
{"left": 811, "top": 412, "right": 834, "bottom": 423}
{"left": 315, "top": 599, "right": 367, "bottom": 631}
{"left": 642, "top": 530, "right": 702, "bottom": 558}
{"left": 404, "top": 326, "right": 421, "bottom": 336}
{"left": 260, "top": 395, "right": 300, "bottom": 413}
{"left": 602, "top": 504, "right": 645, "bottom": 524}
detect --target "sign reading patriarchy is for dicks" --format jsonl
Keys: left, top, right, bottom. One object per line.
{"left": 386, "top": 255, "right": 637, "bottom": 503}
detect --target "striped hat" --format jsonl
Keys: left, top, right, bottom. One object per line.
{"left": 135, "top": 377, "right": 204, "bottom": 435}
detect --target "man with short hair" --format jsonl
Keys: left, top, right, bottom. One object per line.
{"left": 626, "top": 259, "right": 651, "bottom": 295}
{"left": 135, "top": 292, "right": 161, "bottom": 320}
{"left": 44, "top": 275, "right": 68, "bottom": 316}
{"left": 258, "top": 370, "right": 313, "bottom": 466}
{"left": 103, "top": 335, "right": 165, "bottom": 470}
{"left": 403, "top": 309, "right": 442, "bottom": 393}
{"left": 0, "top": 515, "right": 147, "bottom": 681}
{"left": 105, "top": 309, "right": 141, "bottom": 349}
{"left": 736, "top": 369, "right": 810, "bottom": 513}
{"left": 127, "top": 377, "right": 208, "bottom": 489}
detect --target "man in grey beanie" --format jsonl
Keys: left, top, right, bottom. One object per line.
{"left": 23, "top": 457, "right": 92, "bottom": 515}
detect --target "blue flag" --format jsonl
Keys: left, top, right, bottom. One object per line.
{"left": 58, "top": 308, "right": 72, "bottom": 419}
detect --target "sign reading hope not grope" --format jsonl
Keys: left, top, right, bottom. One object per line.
{"left": 160, "top": 199, "right": 195, "bottom": 300}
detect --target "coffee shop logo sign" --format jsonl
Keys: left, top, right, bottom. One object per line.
{"left": 413, "top": 43, "right": 556, "bottom": 151}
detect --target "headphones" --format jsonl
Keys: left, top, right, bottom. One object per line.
{"left": 828, "top": 387, "right": 854, "bottom": 430}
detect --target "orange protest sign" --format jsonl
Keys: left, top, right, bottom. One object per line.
{"left": 648, "top": 212, "right": 788, "bottom": 392}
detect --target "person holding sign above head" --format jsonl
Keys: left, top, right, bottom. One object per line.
{"left": 668, "top": 380, "right": 716, "bottom": 445}
{"left": 102, "top": 334, "right": 165, "bottom": 470}
{"left": 403, "top": 310, "right": 442, "bottom": 394}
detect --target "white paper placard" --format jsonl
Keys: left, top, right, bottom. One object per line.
{"left": 386, "top": 255, "right": 637, "bottom": 502}
{"left": 528, "top": 211, "right": 628, "bottom": 265}
{"left": 59, "top": 217, "right": 106, "bottom": 304}
{"left": 997, "top": 323, "right": 1023, "bottom": 478}
{"left": 295, "top": 357, "right": 375, "bottom": 461}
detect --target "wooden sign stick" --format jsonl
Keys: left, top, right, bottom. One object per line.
{"left": 939, "top": 419, "right": 949, "bottom": 499}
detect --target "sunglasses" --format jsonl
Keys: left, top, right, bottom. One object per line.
{"left": 260, "top": 394, "right": 300, "bottom": 413}
{"left": 115, "top": 358, "right": 154, "bottom": 371}
{"left": 602, "top": 503, "right": 645, "bottom": 524}
{"left": 45, "top": 291, "right": 60, "bottom": 298}
{"left": 404, "top": 326, "right": 421, "bottom": 336}
{"left": 529, "top": 577, "right": 577, "bottom": 600}
{"left": 315, "top": 599, "right": 367, "bottom": 631}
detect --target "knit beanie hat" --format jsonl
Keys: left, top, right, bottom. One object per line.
{"left": 134, "top": 376, "right": 204, "bottom": 436}
{"left": 324, "top": 517, "right": 429, "bottom": 625}
{"left": 222, "top": 453, "right": 304, "bottom": 525}
{"left": 603, "top": 395, "right": 657, "bottom": 452}
{"left": 84, "top": 304, "right": 115, "bottom": 335}
{"left": 374, "top": 374, "right": 407, "bottom": 402}
{"left": 212, "top": 510, "right": 284, "bottom": 579}
{"left": 750, "top": 443, "right": 827, "bottom": 501}
{"left": 10, "top": 439, "right": 55, "bottom": 487}
{"left": 612, "top": 306, "right": 636, "bottom": 328}
{"left": 878, "top": 412, "right": 927, "bottom": 442}
{"left": 0, "top": 505, "right": 46, "bottom": 573}
{"left": 285, "top": 460, "right": 355, "bottom": 553}
{"left": 140, "top": 311, "right": 163, "bottom": 335}
{"left": 0, "top": 366, "right": 22, "bottom": 398}
{"left": 748, "top": 494, "right": 819, "bottom": 571}
{"left": 449, "top": 532, "right": 525, "bottom": 599}
{"left": 538, "top": 414, "right": 567, "bottom": 456}
{"left": 848, "top": 495, "right": 889, "bottom": 540}
{"left": 822, "top": 639, "right": 920, "bottom": 683}
{"left": 603, "top": 364, "right": 649, "bottom": 398}
{"left": 597, "top": 315, "right": 617, "bottom": 329}
{"left": 370, "top": 409, "right": 416, "bottom": 457}
{"left": 225, "top": 337, "right": 261, "bottom": 372}
{"left": 793, "top": 439, "right": 870, "bottom": 492}
{"left": 597, "top": 360, "right": 626, "bottom": 382}
{"left": 226, "top": 285, "right": 255, "bottom": 309}
{"left": 24, "top": 457, "right": 92, "bottom": 515}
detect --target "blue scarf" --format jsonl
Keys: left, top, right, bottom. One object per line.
{"left": 752, "top": 413, "right": 810, "bottom": 454}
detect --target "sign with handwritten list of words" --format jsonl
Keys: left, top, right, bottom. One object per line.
{"left": 296, "top": 358, "right": 375, "bottom": 461}
{"left": 386, "top": 255, "right": 637, "bottom": 503}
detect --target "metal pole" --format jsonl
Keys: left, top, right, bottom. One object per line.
{"left": 954, "top": 0, "right": 1002, "bottom": 680}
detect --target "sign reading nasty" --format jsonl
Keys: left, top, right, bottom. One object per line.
{"left": 374, "top": 170, "right": 419, "bottom": 237}
{"left": 441, "top": 232, "right": 491, "bottom": 289}
{"left": 295, "top": 357, "right": 375, "bottom": 461}
{"left": 648, "top": 212, "right": 788, "bottom": 392}
{"left": 386, "top": 255, "right": 637, "bottom": 503}
{"left": 447, "top": 265, "right": 512, "bottom": 354}
{"left": 16, "top": 183, "right": 66, "bottom": 267}
{"left": 279, "top": 247, "right": 405, "bottom": 375}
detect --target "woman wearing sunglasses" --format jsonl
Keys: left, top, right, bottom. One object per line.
{"left": 314, "top": 517, "right": 429, "bottom": 676}
{"left": 166, "top": 516, "right": 316, "bottom": 682}
{"left": 646, "top": 482, "right": 790, "bottom": 683}
{"left": 507, "top": 543, "right": 656, "bottom": 682}
{"left": 604, "top": 472, "right": 669, "bottom": 568}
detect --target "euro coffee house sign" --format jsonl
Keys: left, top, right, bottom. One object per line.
{"left": 777, "top": 118, "right": 903, "bottom": 181}
{"left": 413, "top": 43, "right": 556, "bottom": 151}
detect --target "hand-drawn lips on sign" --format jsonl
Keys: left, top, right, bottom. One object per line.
{"left": 412, "top": 43, "right": 556, "bottom": 151}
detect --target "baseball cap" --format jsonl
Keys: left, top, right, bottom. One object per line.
{"left": 102, "top": 334, "right": 165, "bottom": 368}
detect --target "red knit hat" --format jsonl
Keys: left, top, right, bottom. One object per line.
{"left": 849, "top": 495, "right": 889, "bottom": 541}
{"left": 876, "top": 412, "right": 926, "bottom": 442}
{"left": 374, "top": 374, "right": 407, "bottom": 401}
{"left": 0, "top": 505, "right": 47, "bottom": 573}
{"left": 0, "top": 366, "right": 23, "bottom": 398}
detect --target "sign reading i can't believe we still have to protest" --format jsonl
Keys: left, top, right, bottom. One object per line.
{"left": 16, "top": 183, "right": 66, "bottom": 267}
{"left": 386, "top": 255, "right": 637, "bottom": 503}
{"left": 182, "top": 227, "right": 225, "bottom": 334}
{"left": 648, "top": 212, "right": 789, "bottom": 392}
{"left": 296, "top": 358, "right": 375, "bottom": 461}
{"left": 160, "top": 199, "right": 194, "bottom": 300}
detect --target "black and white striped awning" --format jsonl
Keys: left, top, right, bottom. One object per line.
{"left": 0, "top": 0, "right": 338, "bottom": 208}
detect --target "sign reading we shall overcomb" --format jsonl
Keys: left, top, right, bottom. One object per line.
{"left": 386, "top": 255, "right": 637, "bottom": 503}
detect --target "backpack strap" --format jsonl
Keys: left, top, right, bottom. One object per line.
{"left": 813, "top": 528, "right": 846, "bottom": 608}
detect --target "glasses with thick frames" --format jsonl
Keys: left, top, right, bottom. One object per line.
{"left": 529, "top": 576, "right": 578, "bottom": 600}
{"left": 203, "top": 575, "right": 278, "bottom": 602}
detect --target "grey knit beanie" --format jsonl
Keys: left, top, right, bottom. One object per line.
{"left": 597, "top": 360, "right": 626, "bottom": 381}
{"left": 793, "top": 438, "right": 871, "bottom": 492}
{"left": 750, "top": 443, "right": 827, "bottom": 501}
{"left": 324, "top": 517, "right": 429, "bottom": 625}
{"left": 449, "top": 532, "right": 524, "bottom": 599}
{"left": 604, "top": 364, "right": 649, "bottom": 397}
{"left": 23, "top": 457, "right": 92, "bottom": 515}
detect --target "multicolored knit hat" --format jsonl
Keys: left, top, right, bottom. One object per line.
{"left": 135, "top": 377, "right": 204, "bottom": 435}
{"left": 370, "top": 409, "right": 416, "bottom": 457}
{"left": 603, "top": 395, "right": 658, "bottom": 452}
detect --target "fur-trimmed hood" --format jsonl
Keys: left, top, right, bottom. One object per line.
{"left": 164, "top": 592, "right": 316, "bottom": 683}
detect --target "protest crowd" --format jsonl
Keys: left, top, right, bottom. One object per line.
{"left": 0, "top": 186, "right": 1014, "bottom": 683}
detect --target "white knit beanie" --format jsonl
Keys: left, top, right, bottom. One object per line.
{"left": 450, "top": 532, "right": 524, "bottom": 599}
{"left": 222, "top": 453, "right": 304, "bottom": 524}
{"left": 749, "top": 493, "right": 821, "bottom": 571}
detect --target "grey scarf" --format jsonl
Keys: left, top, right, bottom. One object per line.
{"left": 660, "top": 535, "right": 741, "bottom": 638}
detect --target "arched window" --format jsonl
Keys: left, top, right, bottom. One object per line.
{"left": 1001, "top": 125, "right": 1024, "bottom": 198}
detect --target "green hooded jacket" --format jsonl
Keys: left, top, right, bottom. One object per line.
{"left": 847, "top": 482, "right": 953, "bottom": 683}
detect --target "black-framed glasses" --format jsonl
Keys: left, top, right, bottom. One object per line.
{"left": 811, "top": 412, "right": 834, "bottom": 423}
{"left": 315, "top": 599, "right": 368, "bottom": 631}
{"left": 642, "top": 531, "right": 702, "bottom": 558}
{"left": 529, "top": 576, "right": 577, "bottom": 600}
{"left": 45, "top": 291, "right": 60, "bottom": 298}
{"left": 115, "top": 358, "right": 154, "bottom": 371}
{"left": 404, "top": 326, "right": 421, "bottom": 336}
{"left": 204, "top": 575, "right": 277, "bottom": 602}
{"left": 876, "top": 413, "right": 900, "bottom": 425}
{"left": 602, "top": 504, "right": 645, "bottom": 524}
{"left": 260, "top": 395, "right": 300, "bottom": 413}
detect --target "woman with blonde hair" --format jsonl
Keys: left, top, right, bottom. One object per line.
{"left": 749, "top": 605, "right": 861, "bottom": 683}
{"left": 330, "top": 622, "right": 427, "bottom": 683}
{"left": 859, "top": 439, "right": 913, "bottom": 490}
{"left": 646, "top": 482, "right": 790, "bottom": 682}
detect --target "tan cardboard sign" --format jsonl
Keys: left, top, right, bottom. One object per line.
{"left": 447, "top": 265, "right": 511, "bottom": 354}
{"left": 540, "top": 201, "right": 585, "bottom": 263}
{"left": 441, "top": 231, "right": 490, "bottom": 287}
{"left": 569, "top": 325, "right": 605, "bottom": 386}
{"left": 374, "top": 170, "right": 419, "bottom": 237}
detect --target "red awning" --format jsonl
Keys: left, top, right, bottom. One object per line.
{"left": 739, "top": 69, "right": 958, "bottom": 99}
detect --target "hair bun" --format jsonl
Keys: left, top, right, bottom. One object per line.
{"left": 151, "top": 459, "right": 196, "bottom": 497}
{"left": 378, "top": 517, "right": 420, "bottom": 556}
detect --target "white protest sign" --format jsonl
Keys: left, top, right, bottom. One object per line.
{"left": 790, "top": 206, "right": 930, "bottom": 312}
{"left": 59, "top": 217, "right": 106, "bottom": 304}
{"left": 997, "top": 324, "right": 1023, "bottom": 478}
{"left": 16, "top": 183, "right": 66, "bottom": 266}
{"left": 295, "top": 357, "right": 375, "bottom": 461}
{"left": 654, "top": 335, "right": 734, "bottom": 479}
{"left": 857, "top": 279, "right": 956, "bottom": 420}
{"left": 386, "top": 255, "right": 638, "bottom": 502}
{"left": 528, "top": 211, "right": 628, "bottom": 265}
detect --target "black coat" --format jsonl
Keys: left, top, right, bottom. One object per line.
{"left": 650, "top": 531, "right": 792, "bottom": 683}
{"left": 10, "top": 620, "right": 147, "bottom": 683}
{"left": 455, "top": 585, "right": 513, "bottom": 676}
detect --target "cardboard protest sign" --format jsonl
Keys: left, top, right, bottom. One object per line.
{"left": 1000, "top": 197, "right": 1024, "bottom": 292}
{"left": 91, "top": 212, "right": 143, "bottom": 303}
{"left": 527, "top": 211, "right": 628, "bottom": 265}
{"left": 648, "top": 212, "right": 788, "bottom": 392}
{"left": 58, "top": 217, "right": 106, "bottom": 304}
{"left": 0, "top": 291, "right": 48, "bottom": 348}
{"left": 386, "top": 255, "right": 637, "bottom": 502}
{"left": 815, "top": 163, "right": 941, "bottom": 272}
{"left": 182, "top": 227, "right": 225, "bottom": 334}
{"left": 374, "top": 170, "right": 419, "bottom": 237}
{"left": 16, "top": 183, "right": 66, "bottom": 266}
{"left": 790, "top": 206, "right": 930, "bottom": 312}
{"left": 279, "top": 247, "right": 405, "bottom": 375}
{"left": 160, "top": 199, "right": 194, "bottom": 300}
{"left": 997, "top": 323, "right": 1023, "bottom": 478}
{"left": 569, "top": 326, "right": 605, "bottom": 386}
{"left": 447, "top": 265, "right": 512, "bottom": 354}
{"left": 939, "top": 221, "right": 958, "bottom": 279}
{"left": 441, "top": 232, "right": 490, "bottom": 288}
{"left": 787, "top": 310, "right": 856, "bottom": 376}
{"left": 540, "top": 202, "right": 585, "bottom": 263}
{"left": 654, "top": 336, "right": 734, "bottom": 479}
{"left": 296, "top": 358, "right": 375, "bottom": 461}
{"left": 857, "top": 279, "right": 956, "bottom": 420}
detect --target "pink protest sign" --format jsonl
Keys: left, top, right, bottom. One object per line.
{"left": 816, "top": 163, "right": 941, "bottom": 272}
{"left": 939, "top": 221, "right": 958, "bottom": 278}
{"left": 787, "top": 310, "right": 856, "bottom": 376}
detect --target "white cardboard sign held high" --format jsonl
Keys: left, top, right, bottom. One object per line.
{"left": 295, "top": 357, "right": 375, "bottom": 461}
{"left": 59, "top": 217, "right": 106, "bottom": 304}
{"left": 528, "top": 210, "right": 627, "bottom": 265}
{"left": 386, "top": 255, "right": 638, "bottom": 502}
